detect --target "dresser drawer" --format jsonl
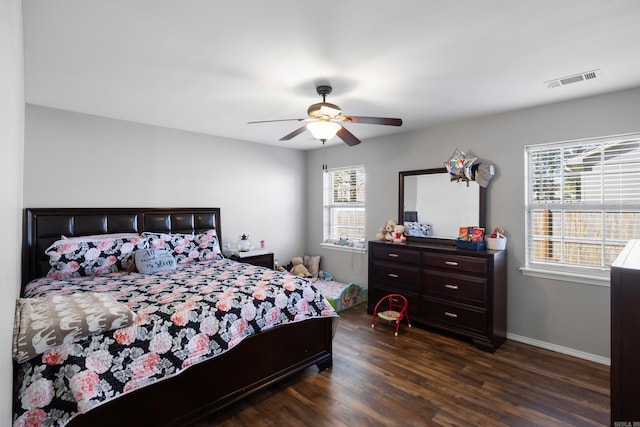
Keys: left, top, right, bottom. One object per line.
{"left": 423, "top": 252, "right": 488, "bottom": 275}
{"left": 370, "top": 261, "right": 420, "bottom": 293}
{"left": 422, "top": 270, "right": 487, "bottom": 306}
{"left": 423, "top": 298, "right": 487, "bottom": 335}
{"left": 372, "top": 244, "right": 420, "bottom": 265}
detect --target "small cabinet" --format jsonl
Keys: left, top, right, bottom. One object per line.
{"left": 229, "top": 252, "right": 274, "bottom": 269}
{"left": 368, "top": 240, "right": 506, "bottom": 352}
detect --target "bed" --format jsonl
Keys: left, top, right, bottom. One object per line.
{"left": 14, "top": 207, "right": 337, "bottom": 427}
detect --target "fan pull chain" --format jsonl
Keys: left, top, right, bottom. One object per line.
{"left": 322, "top": 140, "right": 328, "bottom": 171}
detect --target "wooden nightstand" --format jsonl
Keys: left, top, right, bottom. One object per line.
{"left": 229, "top": 252, "right": 274, "bottom": 269}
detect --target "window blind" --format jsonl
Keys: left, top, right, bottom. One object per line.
{"left": 525, "top": 133, "right": 640, "bottom": 274}
{"left": 323, "top": 166, "right": 365, "bottom": 241}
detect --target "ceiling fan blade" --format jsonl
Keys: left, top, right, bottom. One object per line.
{"left": 279, "top": 125, "right": 308, "bottom": 141}
{"left": 247, "top": 118, "right": 305, "bottom": 124}
{"left": 337, "top": 126, "right": 361, "bottom": 146}
{"left": 342, "top": 116, "right": 403, "bottom": 126}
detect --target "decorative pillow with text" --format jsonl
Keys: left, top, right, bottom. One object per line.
{"left": 134, "top": 249, "right": 177, "bottom": 274}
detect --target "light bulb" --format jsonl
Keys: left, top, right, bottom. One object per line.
{"left": 307, "top": 121, "right": 341, "bottom": 141}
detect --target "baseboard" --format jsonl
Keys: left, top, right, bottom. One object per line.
{"left": 506, "top": 332, "right": 611, "bottom": 366}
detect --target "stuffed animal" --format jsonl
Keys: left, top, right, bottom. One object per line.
{"left": 376, "top": 219, "right": 397, "bottom": 241}
{"left": 289, "top": 257, "right": 312, "bottom": 278}
{"left": 392, "top": 224, "right": 407, "bottom": 243}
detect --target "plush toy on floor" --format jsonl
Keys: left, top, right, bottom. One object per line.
{"left": 289, "top": 257, "right": 312, "bottom": 278}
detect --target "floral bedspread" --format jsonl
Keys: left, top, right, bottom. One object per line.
{"left": 14, "top": 258, "right": 338, "bottom": 427}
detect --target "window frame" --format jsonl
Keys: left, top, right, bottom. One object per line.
{"left": 322, "top": 165, "right": 366, "bottom": 251}
{"left": 522, "top": 132, "right": 640, "bottom": 286}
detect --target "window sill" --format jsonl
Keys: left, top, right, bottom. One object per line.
{"left": 520, "top": 266, "right": 609, "bottom": 287}
{"left": 319, "top": 243, "right": 367, "bottom": 254}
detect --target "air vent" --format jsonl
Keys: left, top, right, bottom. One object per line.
{"left": 545, "top": 69, "right": 601, "bottom": 88}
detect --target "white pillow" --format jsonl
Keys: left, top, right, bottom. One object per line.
{"left": 134, "top": 249, "right": 177, "bottom": 274}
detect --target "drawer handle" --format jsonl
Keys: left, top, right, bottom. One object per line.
{"left": 388, "top": 273, "right": 399, "bottom": 278}
{"left": 445, "top": 261, "right": 459, "bottom": 266}
{"left": 388, "top": 253, "right": 400, "bottom": 258}
{"left": 445, "top": 311, "right": 458, "bottom": 318}
{"left": 445, "top": 284, "right": 459, "bottom": 290}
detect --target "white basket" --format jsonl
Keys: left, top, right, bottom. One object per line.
{"left": 485, "top": 237, "right": 507, "bottom": 250}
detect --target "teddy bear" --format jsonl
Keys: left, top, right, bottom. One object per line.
{"left": 392, "top": 224, "right": 407, "bottom": 243}
{"left": 289, "top": 257, "right": 312, "bottom": 278}
{"left": 376, "top": 219, "right": 397, "bottom": 241}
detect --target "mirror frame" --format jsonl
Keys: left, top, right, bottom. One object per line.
{"left": 398, "top": 167, "right": 487, "bottom": 242}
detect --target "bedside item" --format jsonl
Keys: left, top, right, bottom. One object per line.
{"left": 237, "top": 234, "right": 251, "bottom": 252}
{"left": 229, "top": 250, "right": 274, "bottom": 269}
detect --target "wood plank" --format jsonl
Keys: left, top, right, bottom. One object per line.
{"left": 189, "top": 304, "right": 609, "bottom": 426}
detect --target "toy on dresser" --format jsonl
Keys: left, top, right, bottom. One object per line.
{"left": 377, "top": 220, "right": 406, "bottom": 243}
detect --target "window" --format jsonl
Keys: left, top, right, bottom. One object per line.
{"left": 323, "top": 166, "right": 365, "bottom": 243}
{"left": 525, "top": 133, "right": 640, "bottom": 281}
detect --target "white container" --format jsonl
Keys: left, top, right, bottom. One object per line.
{"left": 486, "top": 237, "right": 507, "bottom": 250}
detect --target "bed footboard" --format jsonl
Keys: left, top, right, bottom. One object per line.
{"left": 66, "top": 316, "right": 334, "bottom": 427}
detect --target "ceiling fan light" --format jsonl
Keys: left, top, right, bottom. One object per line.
{"left": 307, "top": 121, "right": 341, "bottom": 141}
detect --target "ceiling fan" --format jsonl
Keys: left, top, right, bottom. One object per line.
{"left": 248, "top": 85, "right": 403, "bottom": 146}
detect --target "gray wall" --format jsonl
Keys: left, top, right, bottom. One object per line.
{"left": 24, "top": 87, "right": 640, "bottom": 365}
{"left": 1, "top": 0, "right": 24, "bottom": 423}
{"left": 307, "top": 86, "right": 640, "bottom": 362}
{"left": 24, "top": 105, "right": 308, "bottom": 267}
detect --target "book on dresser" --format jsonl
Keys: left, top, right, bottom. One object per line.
{"left": 367, "top": 239, "right": 507, "bottom": 352}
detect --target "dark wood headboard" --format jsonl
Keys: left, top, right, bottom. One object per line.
{"left": 22, "top": 207, "right": 222, "bottom": 292}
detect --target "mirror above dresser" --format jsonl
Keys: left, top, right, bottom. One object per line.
{"left": 398, "top": 167, "right": 486, "bottom": 241}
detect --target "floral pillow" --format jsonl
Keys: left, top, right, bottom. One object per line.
{"left": 45, "top": 234, "right": 149, "bottom": 279}
{"left": 142, "top": 229, "right": 223, "bottom": 266}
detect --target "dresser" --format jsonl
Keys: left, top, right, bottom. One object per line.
{"left": 611, "top": 239, "right": 640, "bottom": 425}
{"left": 368, "top": 240, "right": 507, "bottom": 352}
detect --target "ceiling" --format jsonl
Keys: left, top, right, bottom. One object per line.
{"left": 23, "top": 0, "right": 640, "bottom": 150}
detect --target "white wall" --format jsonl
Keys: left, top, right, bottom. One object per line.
{"left": 0, "top": 0, "right": 24, "bottom": 423}
{"left": 307, "top": 87, "right": 640, "bottom": 362}
{"left": 24, "top": 105, "right": 307, "bottom": 266}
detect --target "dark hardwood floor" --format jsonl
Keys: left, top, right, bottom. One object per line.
{"left": 189, "top": 304, "right": 610, "bottom": 427}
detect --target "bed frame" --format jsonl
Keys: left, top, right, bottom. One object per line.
{"left": 21, "top": 207, "right": 334, "bottom": 427}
